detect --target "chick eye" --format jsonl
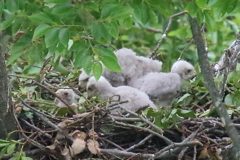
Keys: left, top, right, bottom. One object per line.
{"left": 186, "top": 69, "right": 192, "bottom": 73}
{"left": 64, "top": 92, "right": 68, "bottom": 96}
{"left": 87, "top": 86, "right": 94, "bottom": 92}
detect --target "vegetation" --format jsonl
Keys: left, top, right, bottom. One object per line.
{"left": 1, "top": 0, "right": 240, "bottom": 159}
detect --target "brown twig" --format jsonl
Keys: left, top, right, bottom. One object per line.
{"left": 151, "top": 10, "right": 188, "bottom": 59}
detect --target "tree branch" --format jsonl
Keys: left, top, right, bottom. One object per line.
{"left": 189, "top": 16, "right": 240, "bottom": 159}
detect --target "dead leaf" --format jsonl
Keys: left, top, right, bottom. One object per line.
{"left": 71, "top": 138, "right": 86, "bottom": 155}
{"left": 88, "top": 130, "right": 98, "bottom": 140}
{"left": 56, "top": 129, "right": 69, "bottom": 140}
{"left": 87, "top": 139, "right": 101, "bottom": 155}
{"left": 73, "top": 112, "right": 91, "bottom": 118}
{"left": 61, "top": 146, "right": 72, "bottom": 160}
{"left": 198, "top": 147, "right": 209, "bottom": 159}
{"left": 69, "top": 130, "right": 86, "bottom": 140}
{"left": 46, "top": 144, "right": 57, "bottom": 150}
{"left": 58, "top": 119, "right": 74, "bottom": 128}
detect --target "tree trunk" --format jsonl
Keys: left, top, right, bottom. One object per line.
{"left": 0, "top": 31, "right": 18, "bottom": 139}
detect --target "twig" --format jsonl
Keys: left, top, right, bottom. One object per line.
{"left": 110, "top": 115, "right": 173, "bottom": 145}
{"left": 8, "top": 74, "right": 35, "bottom": 79}
{"left": 100, "top": 149, "right": 155, "bottom": 159}
{"left": 111, "top": 116, "right": 142, "bottom": 122}
{"left": 155, "top": 140, "right": 202, "bottom": 157}
{"left": 146, "top": 27, "right": 163, "bottom": 33}
{"left": 193, "top": 145, "right": 197, "bottom": 160}
{"left": 125, "top": 134, "right": 153, "bottom": 151}
{"left": 117, "top": 104, "right": 164, "bottom": 134}
{"left": 155, "top": 130, "right": 198, "bottom": 158}
{"left": 178, "top": 147, "right": 189, "bottom": 160}
{"left": 36, "top": 112, "right": 74, "bottom": 144}
{"left": 19, "top": 118, "right": 52, "bottom": 139}
{"left": 99, "top": 137, "right": 124, "bottom": 150}
{"left": 18, "top": 95, "right": 59, "bottom": 121}
{"left": 151, "top": 10, "right": 188, "bottom": 59}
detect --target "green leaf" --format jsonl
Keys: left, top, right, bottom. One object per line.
{"left": 21, "top": 156, "right": 33, "bottom": 160}
{"left": 177, "top": 109, "right": 196, "bottom": 118}
{"left": 73, "top": 42, "right": 90, "bottom": 67}
{"left": 28, "top": 13, "right": 52, "bottom": 23}
{"left": 195, "top": 0, "right": 207, "bottom": 8}
{"left": 106, "top": 21, "right": 119, "bottom": 40}
{"left": 226, "top": 0, "right": 238, "bottom": 13}
{"left": 8, "top": 42, "right": 29, "bottom": 55}
{"left": 119, "top": 17, "right": 133, "bottom": 30}
{"left": 84, "top": 1, "right": 99, "bottom": 12}
{"left": 52, "top": 3, "right": 72, "bottom": 15}
{"left": 82, "top": 55, "right": 93, "bottom": 75}
{"left": 7, "top": 52, "right": 25, "bottom": 66}
{"left": 100, "top": 56, "right": 121, "bottom": 72}
{"left": 45, "top": 27, "right": 59, "bottom": 48}
{"left": 0, "top": 146, "right": 8, "bottom": 159}
{"left": 6, "top": 0, "right": 19, "bottom": 13}
{"left": 177, "top": 93, "right": 191, "bottom": 103}
{"left": 90, "top": 23, "right": 102, "bottom": 41}
{"left": 110, "top": 6, "right": 133, "bottom": 20}
{"left": 100, "top": 23, "right": 111, "bottom": 42}
{"left": 9, "top": 157, "right": 17, "bottom": 160}
{"left": 44, "top": 0, "right": 68, "bottom": 4}
{"left": 0, "top": 14, "right": 15, "bottom": 30}
{"left": 185, "top": 1, "right": 199, "bottom": 17}
{"left": 53, "top": 57, "right": 70, "bottom": 75}
{"left": 97, "top": 47, "right": 118, "bottom": 61}
{"left": 0, "top": 140, "right": 10, "bottom": 143}
{"left": 33, "top": 24, "right": 50, "bottom": 40}
{"left": 149, "top": 9, "right": 158, "bottom": 24}
{"left": 7, "top": 144, "right": 16, "bottom": 155}
{"left": 0, "top": 143, "right": 10, "bottom": 147}
{"left": 11, "top": 17, "right": 23, "bottom": 34}
{"left": 139, "top": 3, "right": 149, "bottom": 25}
{"left": 0, "top": 1, "right": 4, "bottom": 16}
{"left": 92, "top": 61, "right": 103, "bottom": 81}
{"left": 101, "top": 4, "right": 118, "bottom": 18}
{"left": 58, "top": 28, "right": 69, "bottom": 47}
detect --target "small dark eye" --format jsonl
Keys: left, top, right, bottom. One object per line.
{"left": 87, "top": 86, "right": 94, "bottom": 92}
{"left": 64, "top": 92, "right": 68, "bottom": 96}
{"left": 187, "top": 69, "right": 192, "bottom": 73}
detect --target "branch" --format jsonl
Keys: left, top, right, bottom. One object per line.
{"left": 117, "top": 104, "right": 164, "bottom": 134}
{"left": 151, "top": 10, "right": 188, "bottom": 59}
{"left": 189, "top": 16, "right": 240, "bottom": 159}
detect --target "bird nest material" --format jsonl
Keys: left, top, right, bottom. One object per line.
{"left": 6, "top": 79, "right": 237, "bottom": 160}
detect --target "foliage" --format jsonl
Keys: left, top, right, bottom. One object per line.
{"left": 0, "top": 139, "right": 32, "bottom": 160}
{"left": 1, "top": 0, "right": 240, "bottom": 159}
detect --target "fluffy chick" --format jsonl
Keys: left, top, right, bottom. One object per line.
{"left": 55, "top": 88, "right": 77, "bottom": 107}
{"left": 134, "top": 60, "right": 196, "bottom": 107}
{"left": 87, "top": 76, "right": 157, "bottom": 114}
{"left": 79, "top": 48, "right": 162, "bottom": 89}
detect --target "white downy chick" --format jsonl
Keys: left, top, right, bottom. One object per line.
{"left": 103, "top": 48, "right": 137, "bottom": 87}
{"left": 87, "top": 76, "right": 157, "bottom": 114}
{"left": 129, "top": 56, "right": 162, "bottom": 87}
{"left": 134, "top": 60, "right": 196, "bottom": 107}
{"left": 55, "top": 88, "right": 77, "bottom": 107}
{"left": 103, "top": 48, "right": 162, "bottom": 87}
{"left": 79, "top": 48, "right": 162, "bottom": 88}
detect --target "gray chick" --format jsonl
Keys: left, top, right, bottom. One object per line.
{"left": 87, "top": 76, "right": 157, "bottom": 114}
{"left": 79, "top": 48, "right": 162, "bottom": 88}
{"left": 134, "top": 60, "right": 196, "bottom": 107}
{"left": 55, "top": 88, "right": 77, "bottom": 107}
